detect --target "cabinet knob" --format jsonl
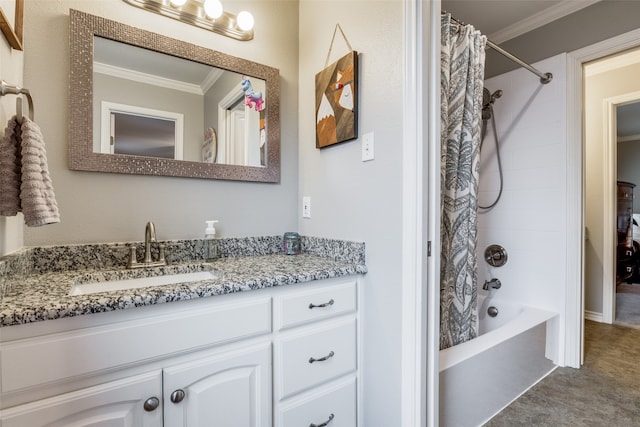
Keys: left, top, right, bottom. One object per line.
{"left": 170, "top": 389, "right": 186, "bottom": 404}
{"left": 143, "top": 396, "right": 160, "bottom": 412}
{"left": 309, "top": 350, "right": 335, "bottom": 364}
{"left": 310, "top": 413, "right": 335, "bottom": 427}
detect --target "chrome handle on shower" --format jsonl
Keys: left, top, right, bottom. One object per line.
{"left": 485, "top": 245, "right": 508, "bottom": 267}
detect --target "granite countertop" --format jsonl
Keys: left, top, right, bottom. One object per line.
{"left": 0, "top": 236, "right": 367, "bottom": 327}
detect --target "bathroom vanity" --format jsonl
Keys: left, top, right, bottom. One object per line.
{"left": 0, "top": 237, "right": 366, "bottom": 427}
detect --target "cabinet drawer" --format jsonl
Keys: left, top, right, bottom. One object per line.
{"left": 275, "top": 280, "right": 356, "bottom": 330}
{"left": 278, "top": 377, "right": 356, "bottom": 427}
{"left": 277, "top": 318, "right": 356, "bottom": 399}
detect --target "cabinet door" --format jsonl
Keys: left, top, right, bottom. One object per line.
{"left": 163, "top": 342, "right": 271, "bottom": 427}
{"left": 0, "top": 371, "right": 162, "bottom": 427}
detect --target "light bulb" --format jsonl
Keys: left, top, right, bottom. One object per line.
{"left": 237, "top": 11, "right": 254, "bottom": 31}
{"left": 169, "top": 0, "right": 187, "bottom": 6}
{"left": 203, "top": 0, "right": 223, "bottom": 19}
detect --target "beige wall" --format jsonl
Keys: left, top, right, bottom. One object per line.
{"left": 585, "top": 58, "right": 640, "bottom": 313}
{"left": 21, "top": 0, "right": 298, "bottom": 245}
{"left": 0, "top": 23, "right": 24, "bottom": 255}
{"left": 298, "top": 0, "right": 404, "bottom": 424}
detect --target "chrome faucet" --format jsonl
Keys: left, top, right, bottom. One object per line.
{"left": 127, "top": 221, "right": 167, "bottom": 269}
{"left": 482, "top": 278, "right": 502, "bottom": 291}
{"left": 144, "top": 221, "right": 156, "bottom": 263}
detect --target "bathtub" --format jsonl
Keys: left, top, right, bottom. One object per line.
{"left": 439, "top": 294, "right": 557, "bottom": 427}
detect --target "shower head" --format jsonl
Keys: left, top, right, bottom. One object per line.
{"left": 483, "top": 88, "right": 502, "bottom": 107}
{"left": 482, "top": 88, "right": 492, "bottom": 120}
{"left": 482, "top": 88, "right": 491, "bottom": 109}
{"left": 482, "top": 88, "right": 502, "bottom": 121}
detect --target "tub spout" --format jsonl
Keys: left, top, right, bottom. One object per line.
{"left": 483, "top": 278, "right": 501, "bottom": 290}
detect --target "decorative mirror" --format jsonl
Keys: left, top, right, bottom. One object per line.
{"left": 69, "top": 9, "right": 280, "bottom": 182}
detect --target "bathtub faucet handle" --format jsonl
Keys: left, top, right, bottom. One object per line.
{"left": 482, "top": 278, "right": 502, "bottom": 290}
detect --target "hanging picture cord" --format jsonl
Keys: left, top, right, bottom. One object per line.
{"left": 324, "top": 23, "right": 354, "bottom": 68}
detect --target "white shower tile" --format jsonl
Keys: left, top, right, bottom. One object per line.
{"left": 475, "top": 52, "right": 568, "bottom": 323}
{"left": 508, "top": 142, "right": 566, "bottom": 171}
{"left": 478, "top": 170, "right": 501, "bottom": 192}
{"left": 512, "top": 189, "right": 565, "bottom": 232}
{"left": 505, "top": 166, "right": 564, "bottom": 191}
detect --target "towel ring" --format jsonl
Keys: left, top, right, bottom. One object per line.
{"left": 0, "top": 79, "right": 35, "bottom": 123}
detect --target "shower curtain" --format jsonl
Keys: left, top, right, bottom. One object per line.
{"left": 439, "top": 14, "right": 486, "bottom": 350}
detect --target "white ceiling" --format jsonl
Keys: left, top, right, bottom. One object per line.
{"left": 442, "top": 0, "right": 640, "bottom": 141}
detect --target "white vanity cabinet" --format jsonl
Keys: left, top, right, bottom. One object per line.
{"left": 273, "top": 280, "right": 360, "bottom": 427}
{"left": 0, "top": 343, "right": 271, "bottom": 427}
{"left": 0, "top": 276, "right": 361, "bottom": 427}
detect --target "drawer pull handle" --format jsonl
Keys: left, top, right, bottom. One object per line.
{"left": 143, "top": 397, "right": 160, "bottom": 412}
{"left": 309, "top": 299, "right": 334, "bottom": 309}
{"left": 309, "top": 350, "right": 335, "bottom": 364}
{"left": 170, "top": 389, "right": 186, "bottom": 404}
{"left": 310, "top": 413, "right": 335, "bottom": 427}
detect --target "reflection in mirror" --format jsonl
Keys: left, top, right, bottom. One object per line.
{"left": 69, "top": 9, "right": 280, "bottom": 182}
{"left": 93, "top": 36, "right": 266, "bottom": 166}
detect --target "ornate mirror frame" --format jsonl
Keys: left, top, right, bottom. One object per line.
{"left": 69, "top": 9, "right": 280, "bottom": 182}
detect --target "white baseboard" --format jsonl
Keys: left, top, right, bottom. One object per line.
{"left": 584, "top": 311, "right": 603, "bottom": 323}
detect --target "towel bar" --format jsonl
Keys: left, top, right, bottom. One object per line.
{"left": 0, "top": 79, "right": 34, "bottom": 122}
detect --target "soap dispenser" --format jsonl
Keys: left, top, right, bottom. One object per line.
{"left": 204, "top": 220, "right": 219, "bottom": 261}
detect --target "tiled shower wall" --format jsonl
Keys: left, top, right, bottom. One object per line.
{"left": 477, "top": 53, "right": 568, "bottom": 362}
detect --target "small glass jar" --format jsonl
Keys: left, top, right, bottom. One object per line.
{"left": 283, "top": 232, "right": 301, "bottom": 255}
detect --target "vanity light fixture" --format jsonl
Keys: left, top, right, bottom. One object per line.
{"left": 122, "top": 0, "right": 254, "bottom": 41}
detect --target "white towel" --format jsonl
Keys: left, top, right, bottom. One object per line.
{"left": 0, "top": 116, "right": 60, "bottom": 226}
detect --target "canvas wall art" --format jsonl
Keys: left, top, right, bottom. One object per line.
{"left": 315, "top": 51, "right": 358, "bottom": 148}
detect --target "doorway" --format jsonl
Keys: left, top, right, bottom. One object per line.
{"left": 583, "top": 48, "right": 640, "bottom": 332}
{"left": 613, "top": 98, "right": 640, "bottom": 327}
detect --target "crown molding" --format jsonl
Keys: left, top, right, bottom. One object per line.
{"left": 489, "top": 0, "right": 602, "bottom": 44}
{"left": 94, "top": 62, "right": 204, "bottom": 95}
{"left": 200, "top": 68, "right": 224, "bottom": 94}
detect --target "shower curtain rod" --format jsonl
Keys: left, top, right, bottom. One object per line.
{"left": 444, "top": 12, "right": 553, "bottom": 84}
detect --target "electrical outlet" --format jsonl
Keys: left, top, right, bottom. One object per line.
{"left": 302, "top": 196, "right": 311, "bottom": 218}
{"left": 362, "top": 132, "right": 374, "bottom": 161}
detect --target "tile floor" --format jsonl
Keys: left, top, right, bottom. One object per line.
{"left": 484, "top": 320, "right": 640, "bottom": 426}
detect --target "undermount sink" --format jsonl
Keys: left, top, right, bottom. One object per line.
{"left": 69, "top": 265, "right": 221, "bottom": 296}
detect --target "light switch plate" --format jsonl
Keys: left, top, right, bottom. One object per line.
{"left": 362, "top": 132, "right": 374, "bottom": 161}
{"left": 302, "top": 196, "right": 311, "bottom": 218}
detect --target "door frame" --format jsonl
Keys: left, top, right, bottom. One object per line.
{"left": 566, "top": 28, "right": 640, "bottom": 367}
{"left": 400, "top": 0, "right": 438, "bottom": 426}
{"left": 602, "top": 91, "right": 640, "bottom": 323}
